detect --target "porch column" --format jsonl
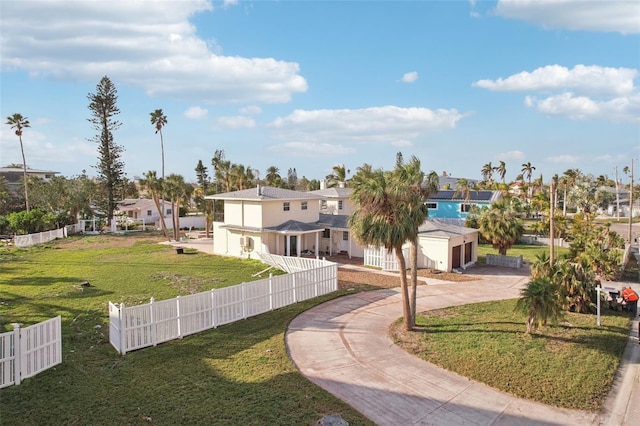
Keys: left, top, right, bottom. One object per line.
{"left": 286, "top": 235, "right": 291, "bottom": 256}
{"left": 329, "top": 232, "right": 333, "bottom": 255}
{"left": 315, "top": 232, "right": 319, "bottom": 259}
{"left": 276, "top": 234, "right": 280, "bottom": 255}
{"left": 296, "top": 233, "right": 301, "bottom": 257}
{"left": 461, "top": 242, "right": 466, "bottom": 270}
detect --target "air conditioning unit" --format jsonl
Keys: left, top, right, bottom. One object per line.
{"left": 239, "top": 237, "right": 246, "bottom": 247}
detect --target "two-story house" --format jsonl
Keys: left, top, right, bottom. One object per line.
{"left": 206, "top": 185, "right": 326, "bottom": 258}
{"left": 425, "top": 190, "right": 502, "bottom": 225}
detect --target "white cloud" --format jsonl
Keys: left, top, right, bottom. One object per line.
{"left": 400, "top": 71, "right": 419, "bottom": 83}
{"left": 215, "top": 116, "right": 256, "bottom": 129}
{"left": 269, "top": 142, "right": 356, "bottom": 157}
{"left": 391, "top": 139, "right": 413, "bottom": 147}
{"left": 496, "top": 150, "right": 525, "bottom": 161}
{"left": 0, "top": 126, "right": 95, "bottom": 167}
{"left": 223, "top": 0, "right": 239, "bottom": 7}
{"left": 1, "top": 1, "right": 307, "bottom": 104}
{"left": 269, "top": 105, "right": 465, "bottom": 145}
{"left": 546, "top": 154, "right": 581, "bottom": 164}
{"left": 473, "top": 65, "right": 637, "bottom": 97}
{"left": 495, "top": 0, "right": 640, "bottom": 34}
{"left": 184, "top": 106, "right": 208, "bottom": 119}
{"left": 526, "top": 92, "right": 640, "bottom": 122}
{"left": 239, "top": 105, "right": 263, "bottom": 115}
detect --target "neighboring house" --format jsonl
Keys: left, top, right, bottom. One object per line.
{"left": 438, "top": 175, "right": 479, "bottom": 190}
{"left": 425, "top": 190, "right": 502, "bottom": 225}
{"left": 206, "top": 186, "right": 326, "bottom": 258}
{"left": 116, "top": 198, "right": 172, "bottom": 225}
{"left": 0, "top": 167, "right": 58, "bottom": 192}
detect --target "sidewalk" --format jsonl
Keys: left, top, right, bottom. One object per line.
{"left": 286, "top": 266, "right": 640, "bottom": 426}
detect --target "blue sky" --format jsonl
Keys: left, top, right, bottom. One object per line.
{"left": 1, "top": 0, "right": 638, "bottom": 185}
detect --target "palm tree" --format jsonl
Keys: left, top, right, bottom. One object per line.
{"left": 139, "top": 171, "right": 169, "bottom": 240}
{"left": 164, "top": 174, "right": 193, "bottom": 240}
{"left": 265, "top": 166, "right": 281, "bottom": 186}
{"left": 349, "top": 163, "right": 414, "bottom": 330}
{"left": 494, "top": 160, "right": 507, "bottom": 184}
{"left": 481, "top": 162, "right": 493, "bottom": 187}
{"left": 453, "top": 178, "right": 473, "bottom": 204}
{"left": 515, "top": 277, "right": 563, "bottom": 334}
{"left": 562, "top": 168, "right": 581, "bottom": 215}
{"left": 477, "top": 199, "right": 524, "bottom": 255}
{"left": 392, "top": 154, "right": 439, "bottom": 327}
{"left": 6, "top": 113, "right": 31, "bottom": 212}
{"left": 150, "top": 109, "right": 168, "bottom": 180}
{"left": 326, "top": 164, "right": 349, "bottom": 188}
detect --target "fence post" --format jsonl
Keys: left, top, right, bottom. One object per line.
{"left": 12, "top": 323, "right": 21, "bottom": 386}
{"left": 119, "top": 303, "right": 126, "bottom": 355}
{"left": 269, "top": 274, "right": 273, "bottom": 311}
{"left": 242, "top": 282, "right": 247, "bottom": 319}
{"left": 292, "top": 274, "right": 297, "bottom": 303}
{"left": 150, "top": 298, "right": 156, "bottom": 346}
{"left": 176, "top": 296, "right": 182, "bottom": 338}
{"left": 210, "top": 289, "right": 217, "bottom": 328}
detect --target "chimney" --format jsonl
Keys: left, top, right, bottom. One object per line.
{"left": 338, "top": 181, "right": 345, "bottom": 189}
{"left": 320, "top": 179, "right": 326, "bottom": 190}
{"left": 257, "top": 184, "right": 262, "bottom": 196}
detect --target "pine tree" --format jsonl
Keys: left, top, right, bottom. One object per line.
{"left": 87, "top": 76, "right": 125, "bottom": 225}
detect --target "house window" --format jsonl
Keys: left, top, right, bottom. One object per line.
{"left": 338, "top": 200, "right": 343, "bottom": 210}
{"left": 283, "top": 202, "right": 290, "bottom": 211}
{"left": 147, "top": 210, "right": 152, "bottom": 216}
{"left": 426, "top": 202, "right": 437, "bottom": 210}
{"left": 166, "top": 208, "right": 172, "bottom": 215}
{"left": 301, "top": 201, "right": 308, "bottom": 210}
{"left": 342, "top": 231, "right": 349, "bottom": 241}
{"left": 323, "top": 228, "right": 330, "bottom": 238}
{"left": 45, "top": 174, "right": 53, "bottom": 179}
{"left": 321, "top": 200, "right": 327, "bottom": 210}
{"left": 460, "top": 203, "right": 475, "bottom": 213}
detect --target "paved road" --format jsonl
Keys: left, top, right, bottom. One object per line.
{"left": 286, "top": 266, "right": 639, "bottom": 426}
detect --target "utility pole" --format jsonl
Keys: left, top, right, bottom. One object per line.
{"left": 615, "top": 166, "right": 620, "bottom": 220}
{"left": 550, "top": 178, "right": 555, "bottom": 263}
{"left": 629, "top": 159, "right": 634, "bottom": 243}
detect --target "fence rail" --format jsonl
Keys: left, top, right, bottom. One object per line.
{"left": 109, "top": 255, "right": 337, "bottom": 355}
{"left": 0, "top": 316, "right": 62, "bottom": 389}
{"left": 14, "top": 228, "right": 66, "bottom": 248}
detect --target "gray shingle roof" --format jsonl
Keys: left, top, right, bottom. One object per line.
{"left": 206, "top": 185, "right": 322, "bottom": 201}
{"left": 317, "top": 213, "right": 349, "bottom": 229}
{"left": 264, "top": 220, "right": 325, "bottom": 233}
{"left": 309, "top": 187, "right": 353, "bottom": 198}
{"left": 418, "top": 219, "right": 478, "bottom": 239}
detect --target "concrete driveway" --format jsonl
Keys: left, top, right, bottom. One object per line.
{"left": 286, "top": 267, "right": 603, "bottom": 425}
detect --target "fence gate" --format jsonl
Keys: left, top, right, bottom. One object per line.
{"left": 0, "top": 316, "right": 62, "bottom": 389}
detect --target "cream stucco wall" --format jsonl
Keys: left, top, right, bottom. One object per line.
{"left": 417, "top": 231, "right": 478, "bottom": 272}
{"left": 261, "top": 199, "right": 320, "bottom": 227}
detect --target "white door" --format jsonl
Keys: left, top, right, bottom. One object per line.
{"left": 340, "top": 231, "right": 349, "bottom": 252}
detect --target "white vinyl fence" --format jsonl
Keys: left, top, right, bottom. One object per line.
{"left": 0, "top": 316, "right": 62, "bottom": 389}
{"left": 364, "top": 246, "right": 410, "bottom": 271}
{"left": 14, "top": 228, "right": 67, "bottom": 248}
{"left": 109, "top": 256, "right": 337, "bottom": 355}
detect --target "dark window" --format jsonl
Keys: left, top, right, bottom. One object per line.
{"left": 426, "top": 202, "right": 437, "bottom": 209}
{"left": 301, "top": 201, "right": 308, "bottom": 210}
{"left": 460, "top": 204, "right": 474, "bottom": 213}
{"left": 338, "top": 200, "right": 343, "bottom": 210}
{"left": 323, "top": 228, "right": 330, "bottom": 238}
{"left": 283, "top": 202, "right": 290, "bottom": 211}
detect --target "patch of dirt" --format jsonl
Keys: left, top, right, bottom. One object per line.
{"left": 149, "top": 272, "right": 222, "bottom": 294}
{"left": 54, "top": 233, "right": 167, "bottom": 250}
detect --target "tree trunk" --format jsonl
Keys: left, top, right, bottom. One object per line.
{"left": 160, "top": 130, "right": 165, "bottom": 181}
{"left": 151, "top": 193, "right": 169, "bottom": 240}
{"left": 409, "top": 238, "right": 419, "bottom": 327}
{"left": 19, "top": 137, "right": 30, "bottom": 212}
{"left": 395, "top": 248, "right": 412, "bottom": 330}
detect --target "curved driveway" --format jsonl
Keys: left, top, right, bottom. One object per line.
{"left": 286, "top": 267, "right": 599, "bottom": 426}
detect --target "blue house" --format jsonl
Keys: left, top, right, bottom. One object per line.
{"left": 426, "top": 190, "right": 502, "bottom": 225}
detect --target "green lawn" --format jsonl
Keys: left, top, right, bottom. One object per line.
{"left": 391, "top": 299, "right": 631, "bottom": 411}
{"left": 477, "top": 243, "right": 570, "bottom": 264}
{"left": 0, "top": 234, "right": 372, "bottom": 425}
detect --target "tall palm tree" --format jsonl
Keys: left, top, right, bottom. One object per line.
{"left": 562, "top": 168, "right": 581, "bottom": 215}
{"left": 349, "top": 163, "right": 414, "bottom": 330}
{"left": 150, "top": 109, "right": 168, "bottom": 180}
{"left": 494, "top": 160, "right": 507, "bottom": 184}
{"left": 6, "top": 113, "right": 31, "bottom": 212}
{"left": 480, "top": 162, "right": 493, "bottom": 187}
{"left": 139, "top": 170, "right": 169, "bottom": 240}
{"left": 521, "top": 162, "right": 536, "bottom": 187}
